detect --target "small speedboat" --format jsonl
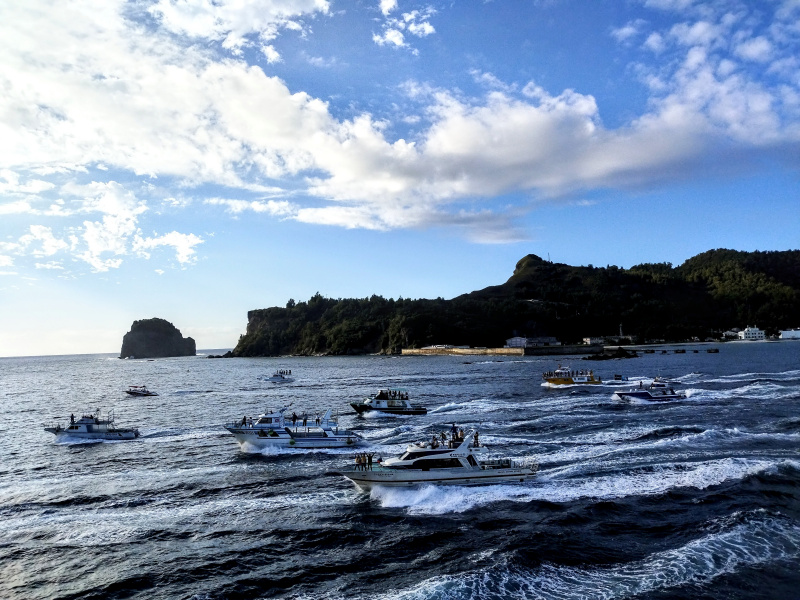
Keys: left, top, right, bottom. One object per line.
{"left": 44, "top": 410, "right": 140, "bottom": 440}
{"left": 613, "top": 380, "right": 686, "bottom": 402}
{"left": 224, "top": 408, "right": 361, "bottom": 449}
{"left": 336, "top": 429, "right": 537, "bottom": 488}
{"left": 264, "top": 370, "right": 294, "bottom": 383}
{"left": 351, "top": 389, "right": 427, "bottom": 415}
{"left": 542, "top": 366, "right": 602, "bottom": 386}
{"left": 125, "top": 385, "right": 158, "bottom": 396}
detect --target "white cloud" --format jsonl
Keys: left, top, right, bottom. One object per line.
{"left": 261, "top": 44, "right": 282, "bottom": 63}
{"left": 373, "top": 5, "right": 436, "bottom": 51}
{"left": 34, "top": 261, "right": 64, "bottom": 270}
{"left": 0, "top": 200, "right": 35, "bottom": 215}
{"left": 0, "top": 255, "right": 13, "bottom": 267}
{"left": 133, "top": 231, "right": 204, "bottom": 265}
{"left": 670, "top": 21, "right": 725, "bottom": 48}
{"left": 0, "top": 0, "right": 798, "bottom": 250}
{"left": 612, "top": 19, "right": 646, "bottom": 43}
{"left": 379, "top": 0, "right": 398, "bottom": 17}
{"left": 643, "top": 32, "right": 666, "bottom": 53}
{"left": 18, "top": 226, "right": 70, "bottom": 257}
{"left": 735, "top": 36, "right": 774, "bottom": 62}
{"left": 205, "top": 198, "right": 295, "bottom": 215}
{"left": 148, "top": 0, "right": 330, "bottom": 53}
{"left": 374, "top": 29, "right": 406, "bottom": 48}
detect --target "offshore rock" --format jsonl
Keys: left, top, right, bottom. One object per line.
{"left": 120, "top": 318, "right": 196, "bottom": 359}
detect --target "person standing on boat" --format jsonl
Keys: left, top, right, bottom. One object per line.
{"left": 292, "top": 412, "right": 298, "bottom": 425}
{"left": 70, "top": 414, "right": 75, "bottom": 425}
{"left": 302, "top": 414, "right": 307, "bottom": 427}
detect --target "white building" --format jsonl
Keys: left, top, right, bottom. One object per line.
{"left": 738, "top": 326, "right": 765, "bottom": 341}
{"left": 505, "top": 337, "right": 528, "bottom": 348}
{"left": 505, "top": 336, "right": 562, "bottom": 348}
{"left": 583, "top": 337, "right": 604, "bottom": 345}
{"left": 780, "top": 329, "right": 800, "bottom": 340}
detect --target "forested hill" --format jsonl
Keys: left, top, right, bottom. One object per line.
{"left": 230, "top": 249, "right": 800, "bottom": 356}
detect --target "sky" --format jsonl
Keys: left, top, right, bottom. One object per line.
{"left": 1, "top": 0, "right": 799, "bottom": 356}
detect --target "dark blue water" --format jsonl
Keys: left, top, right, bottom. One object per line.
{"left": 1, "top": 342, "right": 799, "bottom": 599}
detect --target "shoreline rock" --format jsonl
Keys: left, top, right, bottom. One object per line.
{"left": 120, "top": 318, "right": 196, "bottom": 359}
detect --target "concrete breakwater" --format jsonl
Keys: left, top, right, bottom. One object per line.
{"left": 401, "top": 344, "right": 602, "bottom": 356}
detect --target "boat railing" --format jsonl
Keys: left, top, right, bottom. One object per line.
{"left": 509, "top": 457, "right": 539, "bottom": 470}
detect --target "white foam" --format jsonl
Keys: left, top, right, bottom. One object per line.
{"left": 0, "top": 488, "right": 360, "bottom": 546}
{"left": 368, "top": 458, "right": 790, "bottom": 515}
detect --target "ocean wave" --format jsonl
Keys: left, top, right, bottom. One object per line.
{"left": 312, "top": 512, "right": 800, "bottom": 600}
{"left": 0, "top": 488, "right": 361, "bottom": 547}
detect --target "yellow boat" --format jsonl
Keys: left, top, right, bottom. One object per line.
{"left": 542, "top": 366, "right": 602, "bottom": 386}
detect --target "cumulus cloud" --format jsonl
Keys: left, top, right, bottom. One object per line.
{"left": 735, "top": 36, "right": 774, "bottom": 62}
{"left": 18, "top": 226, "right": 70, "bottom": 257}
{"left": 133, "top": 231, "right": 204, "bottom": 265}
{"left": 149, "top": 0, "right": 330, "bottom": 54}
{"left": 611, "top": 19, "right": 647, "bottom": 43}
{"left": 373, "top": 4, "right": 436, "bottom": 52}
{"left": 0, "top": 0, "right": 799, "bottom": 254}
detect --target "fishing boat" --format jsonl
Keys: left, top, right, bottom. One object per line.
{"left": 542, "top": 366, "right": 602, "bottom": 386}
{"left": 224, "top": 408, "right": 361, "bottom": 449}
{"left": 125, "top": 385, "right": 158, "bottom": 396}
{"left": 613, "top": 380, "right": 686, "bottom": 402}
{"left": 44, "top": 410, "right": 140, "bottom": 440}
{"left": 264, "top": 370, "right": 294, "bottom": 383}
{"left": 350, "top": 389, "right": 427, "bottom": 415}
{"left": 336, "top": 429, "right": 537, "bottom": 488}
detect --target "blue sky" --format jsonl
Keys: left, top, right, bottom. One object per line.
{"left": 1, "top": 0, "right": 799, "bottom": 356}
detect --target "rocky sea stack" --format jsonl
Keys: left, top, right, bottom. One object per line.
{"left": 120, "top": 318, "right": 196, "bottom": 359}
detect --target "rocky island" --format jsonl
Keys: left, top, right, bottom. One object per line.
{"left": 120, "top": 318, "right": 196, "bottom": 359}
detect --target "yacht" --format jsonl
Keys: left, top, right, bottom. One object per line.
{"left": 44, "top": 410, "right": 140, "bottom": 440}
{"left": 613, "top": 380, "right": 686, "bottom": 402}
{"left": 351, "top": 389, "right": 427, "bottom": 415}
{"left": 336, "top": 429, "right": 537, "bottom": 488}
{"left": 264, "top": 370, "right": 294, "bottom": 383}
{"left": 224, "top": 408, "right": 361, "bottom": 449}
{"left": 126, "top": 385, "right": 158, "bottom": 396}
{"left": 542, "top": 366, "right": 602, "bottom": 386}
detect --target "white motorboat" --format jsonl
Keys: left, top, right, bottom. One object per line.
{"left": 351, "top": 389, "right": 427, "bottom": 415}
{"left": 224, "top": 408, "right": 361, "bottom": 449}
{"left": 336, "top": 429, "right": 537, "bottom": 488}
{"left": 613, "top": 379, "right": 686, "bottom": 402}
{"left": 264, "top": 370, "right": 294, "bottom": 383}
{"left": 44, "top": 410, "right": 140, "bottom": 441}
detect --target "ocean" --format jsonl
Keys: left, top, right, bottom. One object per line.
{"left": 1, "top": 342, "right": 799, "bottom": 600}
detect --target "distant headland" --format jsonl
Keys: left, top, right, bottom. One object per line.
{"left": 227, "top": 248, "right": 800, "bottom": 357}
{"left": 120, "top": 318, "right": 196, "bottom": 359}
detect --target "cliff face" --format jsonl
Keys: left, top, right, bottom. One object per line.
{"left": 120, "top": 318, "right": 196, "bottom": 359}
{"left": 230, "top": 249, "right": 800, "bottom": 356}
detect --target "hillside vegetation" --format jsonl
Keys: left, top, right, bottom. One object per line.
{"left": 231, "top": 249, "right": 800, "bottom": 356}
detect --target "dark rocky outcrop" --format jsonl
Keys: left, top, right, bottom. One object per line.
{"left": 229, "top": 249, "right": 800, "bottom": 357}
{"left": 120, "top": 318, "right": 196, "bottom": 359}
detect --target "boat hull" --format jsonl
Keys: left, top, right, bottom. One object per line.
{"left": 45, "top": 428, "right": 140, "bottom": 440}
{"left": 613, "top": 391, "right": 686, "bottom": 402}
{"left": 544, "top": 377, "right": 602, "bottom": 385}
{"left": 350, "top": 403, "right": 427, "bottom": 416}
{"left": 226, "top": 428, "right": 360, "bottom": 449}
{"left": 338, "top": 467, "right": 535, "bottom": 488}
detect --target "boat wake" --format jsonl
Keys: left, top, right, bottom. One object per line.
{"left": 366, "top": 458, "right": 799, "bottom": 515}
